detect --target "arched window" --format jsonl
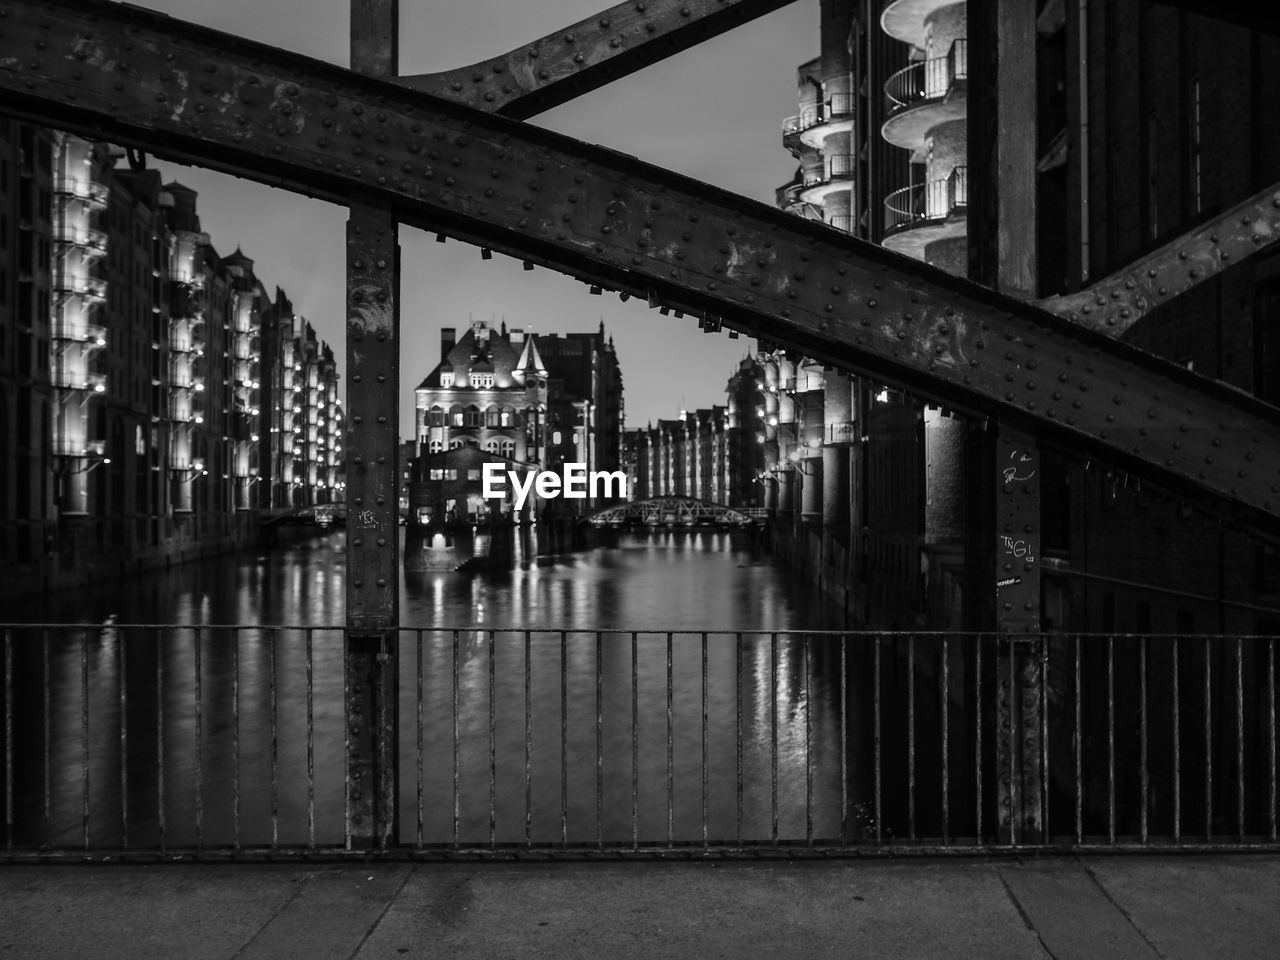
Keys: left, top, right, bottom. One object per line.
{"left": 499, "top": 440, "right": 515, "bottom": 459}
{"left": 427, "top": 405, "right": 444, "bottom": 427}
{"left": 552, "top": 430, "right": 562, "bottom": 446}
{"left": 449, "top": 405, "right": 464, "bottom": 427}
{"left": 449, "top": 438, "right": 466, "bottom": 450}
{"left": 499, "top": 407, "right": 514, "bottom": 428}
{"left": 483, "top": 439, "right": 499, "bottom": 453}
{"left": 485, "top": 406, "right": 500, "bottom": 428}
{"left": 464, "top": 405, "right": 481, "bottom": 428}
{"left": 428, "top": 440, "right": 443, "bottom": 454}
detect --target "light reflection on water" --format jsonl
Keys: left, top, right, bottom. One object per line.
{"left": 5, "top": 529, "right": 877, "bottom": 848}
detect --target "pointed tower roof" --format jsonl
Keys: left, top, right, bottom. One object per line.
{"left": 515, "top": 336, "right": 548, "bottom": 377}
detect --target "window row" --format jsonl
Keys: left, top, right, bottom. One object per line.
{"left": 426, "top": 404, "right": 524, "bottom": 428}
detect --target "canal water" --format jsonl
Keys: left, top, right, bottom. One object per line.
{"left": 3, "top": 529, "right": 888, "bottom": 850}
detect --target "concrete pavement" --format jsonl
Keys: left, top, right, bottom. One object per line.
{"left": 2, "top": 856, "right": 1277, "bottom": 959}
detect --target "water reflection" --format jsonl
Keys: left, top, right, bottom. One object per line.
{"left": 5, "top": 530, "right": 872, "bottom": 848}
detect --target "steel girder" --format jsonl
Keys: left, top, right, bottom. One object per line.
{"left": 3, "top": 0, "right": 1280, "bottom": 537}
{"left": 400, "top": 0, "right": 799, "bottom": 119}
{"left": 1041, "top": 181, "right": 1280, "bottom": 336}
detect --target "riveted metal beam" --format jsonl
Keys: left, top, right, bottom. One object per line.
{"left": 1041, "top": 181, "right": 1280, "bottom": 335}
{"left": 4, "top": 0, "right": 1280, "bottom": 539}
{"left": 346, "top": 0, "right": 400, "bottom": 851}
{"left": 400, "top": 0, "right": 798, "bottom": 119}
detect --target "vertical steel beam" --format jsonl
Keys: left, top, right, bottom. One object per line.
{"left": 972, "top": 0, "right": 1043, "bottom": 842}
{"left": 345, "top": 0, "right": 400, "bottom": 850}
{"left": 995, "top": 426, "right": 1043, "bottom": 840}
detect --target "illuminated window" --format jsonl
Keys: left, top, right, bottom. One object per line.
{"left": 429, "top": 468, "right": 443, "bottom": 480}
{"left": 552, "top": 430, "right": 562, "bottom": 445}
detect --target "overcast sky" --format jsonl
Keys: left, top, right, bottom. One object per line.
{"left": 133, "top": 0, "right": 819, "bottom": 435}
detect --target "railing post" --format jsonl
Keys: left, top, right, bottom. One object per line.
{"left": 345, "top": 0, "right": 400, "bottom": 851}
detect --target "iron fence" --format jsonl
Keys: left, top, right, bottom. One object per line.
{"left": 2, "top": 626, "right": 1277, "bottom": 860}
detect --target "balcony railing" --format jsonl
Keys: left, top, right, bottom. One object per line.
{"left": 50, "top": 368, "right": 107, "bottom": 392}
{"left": 781, "top": 106, "right": 821, "bottom": 137}
{"left": 803, "top": 154, "right": 855, "bottom": 188}
{"left": 52, "top": 321, "right": 107, "bottom": 346}
{"left": 884, "top": 39, "right": 968, "bottom": 112}
{"left": 825, "top": 422, "right": 859, "bottom": 445}
{"left": 826, "top": 214, "right": 855, "bottom": 233}
{"left": 826, "top": 90, "right": 855, "bottom": 117}
{"left": 777, "top": 180, "right": 806, "bottom": 209}
{"left": 782, "top": 92, "right": 856, "bottom": 141}
{"left": 55, "top": 276, "right": 107, "bottom": 301}
{"left": 53, "top": 177, "right": 108, "bottom": 206}
{"left": 51, "top": 438, "right": 106, "bottom": 457}
{"left": 884, "top": 166, "right": 969, "bottom": 232}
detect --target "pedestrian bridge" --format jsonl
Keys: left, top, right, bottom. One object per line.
{"left": 258, "top": 502, "right": 347, "bottom": 528}
{"left": 585, "top": 497, "right": 762, "bottom": 527}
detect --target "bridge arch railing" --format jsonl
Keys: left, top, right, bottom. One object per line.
{"left": 585, "top": 497, "right": 762, "bottom": 527}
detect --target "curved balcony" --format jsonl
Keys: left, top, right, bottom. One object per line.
{"left": 51, "top": 368, "right": 107, "bottom": 393}
{"left": 52, "top": 438, "right": 107, "bottom": 458}
{"left": 55, "top": 227, "right": 108, "bottom": 258}
{"left": 777, "top": 179, "right": 806, "bottom": 210}
{"left": 882, "top": 167, "right": 968, "bottom": 258}
{"left": 53, "top": 321, "right": 107, "bottom": 347}
{"left": 881, "top": 0, "right": 963, "bottom": 49}
{"left": 800, "top": 154, "right": 855, "bottom": 205}
{"left": 55, "top": 276, "right": 107, "bottom": 303}
{"left": 881, "top": 40, "right": 967, "bottom": 151}
{"left": 783, "top": 91, "right": 856, "bottom": 149}
{"left": 782, "top": 106, "right": 820, "bottom": 153}
{"left": 54, "top": 177, "right": 108, "bottom": 208}
{"left": 797, "top": 91, "right": 856, "bottom": 149}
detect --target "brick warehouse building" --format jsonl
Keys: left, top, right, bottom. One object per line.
{"left": 411, "top": 320, "right": 625, "bottom": 522}
{"left": 747, "top": 0, "right": 1280, "bottom": 634}
{"left": 0, "top": 126, "right": 343, "bottom": 602}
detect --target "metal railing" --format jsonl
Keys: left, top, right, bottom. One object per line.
{"left": 49, "top": 368, "right": 106, "bottom": 392}
{"left": 884, "top": 167, "right": 968, "bottom": 232}
{"left": 825, "top": 423, "right": 859, "bottom": 444}
{"left": 884, "top": 39, "right": 968, "bottom": 111}
{"left": 52, "top": 321, "right": 106, "bottom": 346}
{"left": 782, "top": 93, "right": 853, "bottom": 139}
{"left": 801, "top": 157, "right": 854, "bottom": 189}
{"left": 826, "top": 214, "right": 855, "bottom": 233}
{"left": 2, "top": 626, "right": 1277, "bottom": 860}
{"left": 53, "top": 178, "right": 108, "bottom": 206}
{"left": 54, "top": 277, "right": 107, "bottom": 301}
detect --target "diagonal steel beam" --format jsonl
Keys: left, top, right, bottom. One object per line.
{"left": 398, "top": 0, "right": 798, "bottom": 119}
{"left": 4, "top": 0, "right": 1280, "bottom": 537}
{"left": 1041, "top": 181, "right": 1280, "bottom": 335}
